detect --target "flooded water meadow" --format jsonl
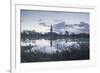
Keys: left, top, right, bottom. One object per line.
{"left": 21, "top": 38, "right": 89, "bottom": 63}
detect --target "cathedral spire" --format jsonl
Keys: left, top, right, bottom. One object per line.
{"left": 50, "top": 24, "right": 53, "bottom": 33}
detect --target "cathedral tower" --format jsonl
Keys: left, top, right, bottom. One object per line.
{"left": 50, "top": 24, "right": 53, "bottom": 33}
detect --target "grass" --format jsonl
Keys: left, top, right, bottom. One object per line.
{"left": 21, "top": 42, "right": 89, "bottom": 63}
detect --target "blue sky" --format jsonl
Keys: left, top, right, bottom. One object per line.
{"left": 21, "top": 10, "right": 90, "bottom": 34}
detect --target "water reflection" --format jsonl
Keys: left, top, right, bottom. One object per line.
{"left": 21, "top": 38, "right": 89, "bottom": 62}
{"left": 21, "top": 39, "right": 80, "bottom": 53}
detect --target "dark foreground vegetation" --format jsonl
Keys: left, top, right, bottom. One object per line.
{"left": 21, "top": 42, "right": 89, "bottom": 63}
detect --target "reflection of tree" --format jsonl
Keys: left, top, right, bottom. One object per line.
{"left": 65, "top": 39, "right": 68, "bottom": 44}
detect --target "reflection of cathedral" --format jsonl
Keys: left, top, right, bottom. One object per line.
{"left": 50, "top": 24, "right": 53, "bottom": 47}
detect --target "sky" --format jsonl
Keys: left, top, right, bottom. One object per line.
{"left": 20, "top": 10, "right": 90, "bottom": 34}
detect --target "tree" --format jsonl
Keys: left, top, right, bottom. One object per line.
{"left": 65, "top": 31, "right": 69, "bottom": 36}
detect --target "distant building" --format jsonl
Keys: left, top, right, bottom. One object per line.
{"left": 50, "top": 24, "right": 53, "bottom": 33}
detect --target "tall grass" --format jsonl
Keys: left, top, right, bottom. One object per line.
{"left": 21, "top": 42, "right": 89, "bottom": 63}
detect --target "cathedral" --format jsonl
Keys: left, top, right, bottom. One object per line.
{"left": 50, "top": 24, "right": 53, "bottom": 33}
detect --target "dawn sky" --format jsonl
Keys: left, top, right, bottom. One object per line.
{"left": 21, "top": 10, "right": 90, "bottom": 34}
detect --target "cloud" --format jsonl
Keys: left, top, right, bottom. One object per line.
{"left": 53, "top": 21, "right": 72, "bottom": 34}
{"left": 39, "top": 22, "right": 49, "bottom": 27}
{"left": 53, "top": 22, "right": 67, "bottom": 29}
{"left": 78, "top": 27, "right": 89, "bottom": 33}
{"left": 74, "top": 22, "right": 89, "bottom": 28}
{"left": 38, "top": 19, "right": 43, "bottom": 22}
{"left": 74, "top": 22, "right": 89, "bottom": 33}
{"left": 53, "top": 20, "right": 63, "bottom": 23}
{"left": 38, "top": 21, "right": 89, "bottom": 34}
{"left": 39, "top": 22, "right": 46, "bottom": 26}
{"left": 65, "top": 24, "right": 73, "bottom": 28}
